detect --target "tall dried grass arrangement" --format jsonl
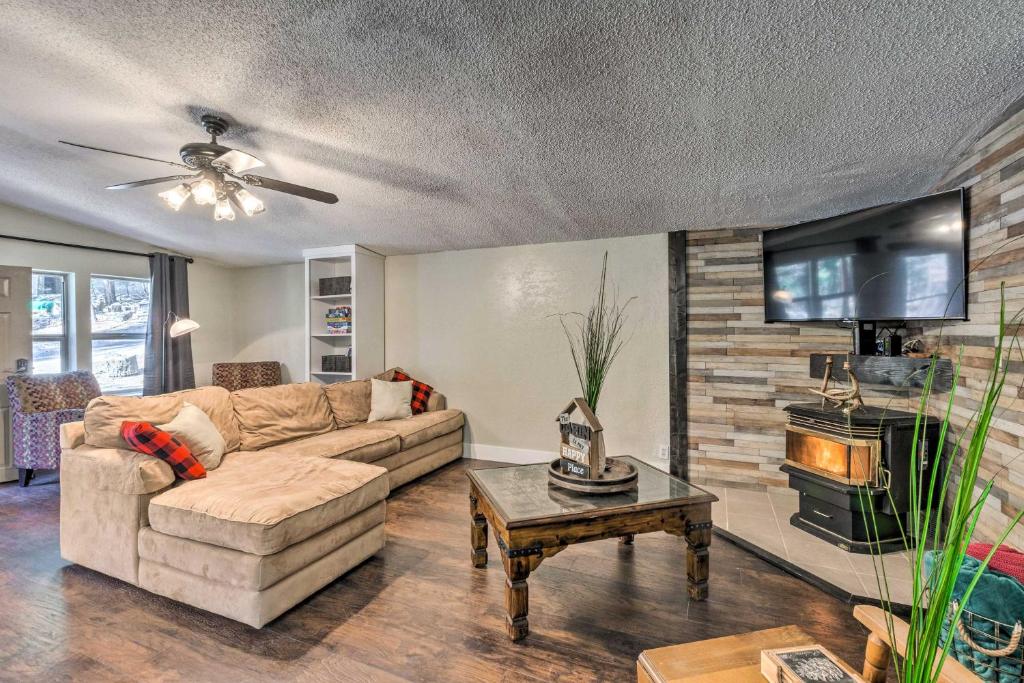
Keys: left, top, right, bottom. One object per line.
{"left": 554, "top": 252, "right": 635, "bottom": 414}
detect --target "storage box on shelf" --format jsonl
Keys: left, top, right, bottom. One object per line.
{"left": 318, "top": 276, "right": 351, "bottom": 296}
{"left": 303, "top": 245, "right": 384, "bottom": 383}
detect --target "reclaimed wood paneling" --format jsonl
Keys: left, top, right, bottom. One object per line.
{"left": 809, "top": 354, "right": 954, "bottom": 392}
{"left": 669, "top": 231, "right": 689, "bottom": 479}
{"left": 684, "top": 230, "right": 917, "bottom": 491}
{"left": 685, "top": 95, "right": 1024, "bottom": 547}
{"left": 924, "top": 96, "right": 1024, "bottom": 547}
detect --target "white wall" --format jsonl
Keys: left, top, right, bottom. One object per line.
{"left": 231, "top": 263, "right": 305, "bottom": 383}
{"left": 3, "top": 201, "right": 671, "bottom": 470}
{"left": 385, "top": 234, "right": 670, "bottom": 469}
{"left": 0, "top": 203, "right": 236, "bottom": 385}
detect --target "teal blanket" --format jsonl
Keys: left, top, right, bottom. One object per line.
{"left": 924, "top": 551, "right": 1024, "bottom": 683}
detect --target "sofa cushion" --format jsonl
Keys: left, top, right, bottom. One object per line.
{"left": 261, "top": 427, "right": 400, "bottom": 463}
{"left": 168, "top": 386, "right": 241, "bottom": 453}
{"left": 148, "top": 451, "right": 388, "bottom": 555}
{"left": 230, "top": 383, "right": 335, "bottom": 450}
{"left": 374, "top": 367, "right": 400, "bottom": 382}
{"left": 350, "top": 409, "right": 464, "bottom": 450}
{"left": 84, "top": 394, "right": 183, "bottom": 450}
{"left": 323, "top": 379, "right": 371, "bottom": 427}
{"left": 61, "top": 444, "right": 175, "bottom": 495}
{"left": 138, "top": 501, "right": 385, "bottom": 591}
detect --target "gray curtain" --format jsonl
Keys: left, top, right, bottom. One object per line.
{"left": 144, "top": 253, "right": 195, "bottom": 395}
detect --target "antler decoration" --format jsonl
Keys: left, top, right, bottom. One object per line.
{"left": 809, "top": 357, "right": 865, "bottom": 414}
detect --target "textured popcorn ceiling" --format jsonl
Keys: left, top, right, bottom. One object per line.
{"left": 0, "top": 1, "right": 1021, "bottom": 266}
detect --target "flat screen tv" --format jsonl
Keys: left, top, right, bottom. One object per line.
{"left": 762, "top": 189, "right": 967, "bottom": 323}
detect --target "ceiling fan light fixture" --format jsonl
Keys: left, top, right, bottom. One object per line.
{"left": 233, "top": 188, "right": 265, "bottom": 216}
{"left": 192, "top": 178, "right": 217, "bottom": 206}
{"left": 62, "top": 114, "right": 339, "bottom": 222}
{"left": 158, "top": 183, "right": 191, "bottom": 210}
{"left": 214, "top": 196, "right": 235, "bottom": 221}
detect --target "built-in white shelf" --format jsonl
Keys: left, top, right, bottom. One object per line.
{"left": 303, "top": 245, "right": 384, "bottom": 384}
{"left": 310, "top": 294, "right": 353, "bottom": 301}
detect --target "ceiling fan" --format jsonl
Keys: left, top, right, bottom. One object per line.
{"left": 60, "top": 114, "right": 338, "bottom": 221}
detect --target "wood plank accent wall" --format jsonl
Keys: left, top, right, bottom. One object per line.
{"left": 924, "top": 96, "right": 1024, "bottom": 546}
{"left": 685, "top": 231, "right": 915, "bottom": 490}
{"left": 684, "top": 95, "right": 1024, "bottom": 547}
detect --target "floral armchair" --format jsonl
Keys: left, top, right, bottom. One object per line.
{"left": 5, "top": 370, "right": 101, "bottom": 486}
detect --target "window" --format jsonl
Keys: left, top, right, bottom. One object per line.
{"left": 770, "top": 255, "right": 855, "bottom": 320}
{"left": 31, "top": 271, "right": 69, "bottom": 374}
{"left": 903, "top": 253, "right": 951, "bottom": 318}
{"left": 90, "top": 275, "right": 150, "bottom": 394}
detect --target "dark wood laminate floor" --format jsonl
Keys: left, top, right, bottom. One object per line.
{"left": 0, "top": 460, "right": 868, "bottom": 682}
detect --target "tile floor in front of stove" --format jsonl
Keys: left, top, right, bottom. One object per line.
{"left": 703, "top": 484, "right": 917, "bottom": 605}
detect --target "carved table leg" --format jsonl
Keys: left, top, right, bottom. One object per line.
{"left": 862, "top": 632, "right": 891, "bottom": 683}
{"left": 470, "top": 490, "right": 488, "bottom": 568}
{"left": 502, "top": 554, "right": 531, "bottom": 642}
{"left": 685, "top": 518, "right": 711, "bottom": 601}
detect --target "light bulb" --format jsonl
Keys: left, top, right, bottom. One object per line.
{"left": 158, "top": 183, "right": 191, "bottom": 210}
{"left": 192, "top": 178, "right": 217, "bottom": 205}
{"left": 214, "top": 197, "right": 235, "bottom": 221}
{"left": 234, "top": 188, "right": 265, "bottom": 216}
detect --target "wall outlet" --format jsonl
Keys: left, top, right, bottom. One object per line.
{"left": 656, "top": 445, "right": 670, "bottom": 460}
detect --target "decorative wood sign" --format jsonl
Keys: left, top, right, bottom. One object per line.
{"left": 557, "top": 398, "right": 605, "bottom": 479}
{"left": 760, "top": 645, "right": 864, "bottom": 683}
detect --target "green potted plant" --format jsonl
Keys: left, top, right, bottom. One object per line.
{"left": 554, "top": 252, "right": 635, "bottom": 415}
{"left": 863, "top": 284, "right": 1024, "bottom": 682}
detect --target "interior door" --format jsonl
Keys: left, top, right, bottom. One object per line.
{"left": 0, "top": 266, "right": 32, "bottom": 483}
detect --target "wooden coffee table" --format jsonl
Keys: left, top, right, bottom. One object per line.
{"left": 637, "top": 625, "right": 818, "bottom": 682}
{"left": 467, "top": 456, "right": 717, "bottom": 641}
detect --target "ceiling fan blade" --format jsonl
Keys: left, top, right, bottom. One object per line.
{"left": 241, "top": 174, "right": 338, "bottom": 204}
{"left": 213, "top": 149, "right": 264, "bottom": 174}
{"left": 106, "top": 174, "right": 195, "bottom": 190}
{"left": 59, "top": 140, "right": 191, "bottom": 169}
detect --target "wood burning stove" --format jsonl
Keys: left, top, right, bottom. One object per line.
{"left": 781, "top": 403, "right": 939, "bottom": 554}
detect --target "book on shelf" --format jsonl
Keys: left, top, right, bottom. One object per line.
{"left": 324, "top": 306, "right": 352, "bottom": 334}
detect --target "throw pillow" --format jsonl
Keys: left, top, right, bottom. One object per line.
{"left": 157, "top": 402, "right": 227, "bottom": 470}
{"left": 120, "top": 421, "right": 206, "bottom": 481}
{"left": 391, "top": 370, "right": 433, "bottom": 415}
{"left": 368, "top": 378, "right": 413, "bottom": 422}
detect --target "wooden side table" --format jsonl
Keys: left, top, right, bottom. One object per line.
{"left": 637, "top": 626, "right": 817, "bottom": 682}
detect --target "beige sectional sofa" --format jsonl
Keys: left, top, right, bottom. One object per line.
{"left": 59, "top": 373, "right": 464, "bottom": 628}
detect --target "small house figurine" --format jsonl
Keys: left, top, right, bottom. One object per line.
{"left": 556, "top": 398, "right": 606, "bottom": 479}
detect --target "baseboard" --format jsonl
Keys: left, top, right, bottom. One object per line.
{"left": 462, "top": 442, "right": 552, "bottom": 465}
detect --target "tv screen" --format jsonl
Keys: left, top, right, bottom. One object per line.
{"left": 762, "top": 189, "right": 967, "bottom": 322}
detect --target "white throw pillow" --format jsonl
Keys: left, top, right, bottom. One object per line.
{"left": 158, "top": 402, "right": 227, "bottom": 470}
{"left": 368, "top": 378, "right": 413, "bottom": 422}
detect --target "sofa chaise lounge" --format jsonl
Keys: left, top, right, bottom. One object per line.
{"left": 59, "top": 371, "right": 463, "bottom": 627}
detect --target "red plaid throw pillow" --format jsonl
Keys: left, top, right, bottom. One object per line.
{"left": 391, "top": 370, "right": 433, "bottom": 415}
{"left": 120, "top": 421, "right": 207, "bottom": 481}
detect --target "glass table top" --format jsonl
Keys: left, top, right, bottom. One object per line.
{"left": 468, "top": 456, "right": 715, "bottom": 525}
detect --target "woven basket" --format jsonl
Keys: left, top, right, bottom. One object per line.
{"left": 947, "top": 600, "right": 1024, "bottom": 682}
